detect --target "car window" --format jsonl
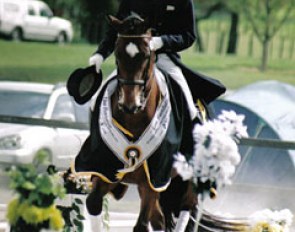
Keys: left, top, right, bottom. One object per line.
{"left": 39, "top": 6, "right": 53, "bottom": 17}
{"left": 51, "top": 94, "right": 75, "bottom": 122}
{"left": 0, "top": 90, "right": 49, "bottom": 118}
{"left": 28, "top": 5, "right": 36, "bottom": 16}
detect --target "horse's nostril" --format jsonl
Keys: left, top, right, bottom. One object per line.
{"left": 118, "top": 102, "right": 124, "bottom": 110}
{"left": 121, "top": 104, "right": 141, "bottom": 114}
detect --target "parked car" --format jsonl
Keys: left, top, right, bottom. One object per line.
{"left": 0, "top": 0, "right": 73, "bottom": 43}
{"left": 0, "top": 81, "right": 90, "bottom": 169}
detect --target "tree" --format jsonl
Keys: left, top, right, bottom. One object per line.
{"left": 79, "top": 0, "right": 119, "bottom": 43}
{"left": 44, "top": 0, "right": 119, "bottom": 43}
{"left": 194, "top": 0, "right": 227, "bottom": 52}
{"left": 242, "top": 0, "right": 294, "bottom": 71}
{"left": 44, "top": 0, "right": 81, "bottom": 18}
{"left": 194, "top": 0, "right": 241, "bottom": 54}
{"left": 222, "top": 1, "right": 244, "bottom": 54}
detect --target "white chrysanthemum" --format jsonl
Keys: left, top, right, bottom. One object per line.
{"left": 218, "top": 110, "right": 248, "bottom": 139}
{"left": 173, "top": 153, "right": 193, "bottom": 181}
{"left": 249, "top": 209, "right": 293, "bottom": 232}
{"left": 175, "top": 110, "right": 248, "bottom": 190}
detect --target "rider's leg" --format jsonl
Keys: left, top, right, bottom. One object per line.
{"left": 156, "top": 54, "right": 198, "bottom": 120}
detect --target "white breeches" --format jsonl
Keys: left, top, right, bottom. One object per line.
{"left": 156, "top": 54, "right": 198, "bottom": 120}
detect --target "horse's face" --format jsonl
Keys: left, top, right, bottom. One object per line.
{"left": 115, "top": 36, "right": 153, "bottom": 114}
{"left": 109, "top": 15, "right": 154, "bottom": 114}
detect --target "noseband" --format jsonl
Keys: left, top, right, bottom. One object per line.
{"left": 116, "top": 33, "right": 153, "bottom": 113}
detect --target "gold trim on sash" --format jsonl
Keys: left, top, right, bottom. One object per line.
{"left": 112, "top": 118, "right": 134, "bottom": 138}
{"left": 143, "top": 160, "right": 171, "bottom": 192}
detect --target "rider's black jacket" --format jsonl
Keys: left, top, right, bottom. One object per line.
{"left": 96, "top": 0, "right": 196, "bottom": 59}
{"left": 94, "top": 0, "right": 226, "bottom": 104}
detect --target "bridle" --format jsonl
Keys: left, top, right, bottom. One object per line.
{"left": 116, "top": 33, "right": 154, "bottom": 113}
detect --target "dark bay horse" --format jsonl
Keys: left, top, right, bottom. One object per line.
{"left": 73, "top": 14, "right": 200, "bottom": 232}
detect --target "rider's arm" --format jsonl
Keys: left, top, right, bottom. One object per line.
{"left": 157, "top": 0, "right": 196, "bottom": 53}
{"left": 94, "top": 0, "right": 131, "bottom": 60}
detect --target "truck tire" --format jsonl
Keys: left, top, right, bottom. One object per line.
{"left": 11, "top": 28, "right": 22, "bottom": 42}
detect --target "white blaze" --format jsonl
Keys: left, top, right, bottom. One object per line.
{"left": 126, "top": 42, "right": 139, "bottom": 58}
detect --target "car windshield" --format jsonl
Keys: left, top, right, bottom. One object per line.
{"left": 0, "top": 90, "right": 49, "bottom": 118}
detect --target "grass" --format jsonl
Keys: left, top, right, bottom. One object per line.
{"left": 182, "top": 51, "right": 295, "bottom": 89}
{"left": 0, "top": 39, "right": 294, "bottom": 90}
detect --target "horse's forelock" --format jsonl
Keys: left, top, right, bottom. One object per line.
{"left": 118, "top": 14, "right": 147, "bottom": 35}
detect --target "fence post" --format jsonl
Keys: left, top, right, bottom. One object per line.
{"left": 289, "top": 38, "right": 294, "bottom": 59}
{"left": 279, "top": 36, "right": 285, "bottom": 59}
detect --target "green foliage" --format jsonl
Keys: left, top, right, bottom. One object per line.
{"left": 7, "top": 152, "right": 65, "bottom": 207}
{"left": 57, "top": 197, "right": 85, "bottom": 232}
{"left": 6, "top": 151, "right": 88, "bottom": 232}
{"left": 242, "top": 0, "right": 294, "bottom": 42}
{"left": 6, "top": 152, "right": 66, "bottom": 231}
{"left": 194, "top": 0, "right": 294, "bottom": 70}
{"left": 240, "top": 0, "right": 294, "bottom": 70}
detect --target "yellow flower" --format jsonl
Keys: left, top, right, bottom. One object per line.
{"left": 40, "top": 205, "right": 52, "bottom": 220}
{"left": 49, "top": 208, "right": 65, "bottom": 230}
{"left": 7, "top": 198, "right": 64, "bottom": 230}
{"left": 251, "top": 222, "right": 282, "bottom": 232}
{"left": 20, "top": 203, "right": 44, "bottom": 224}
{"left": 6, "top": 198, "right": 20, "bottom": 225}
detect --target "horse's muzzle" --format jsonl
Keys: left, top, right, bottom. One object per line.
{"left": 118, "top": 103, "right": 142, "bottom": 114}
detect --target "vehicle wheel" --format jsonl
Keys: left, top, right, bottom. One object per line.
{"left": 11, "top": 28, "right": 22, "bottom": 42}
{"left": 56, "top": 32, "right": 67, "bottom": 45}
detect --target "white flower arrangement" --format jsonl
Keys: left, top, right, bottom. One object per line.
{"left": 174, "top": 110, "right": 294, "bottom": 231}
{"left": 249, "top": 209, "right": 293, "bottom": 232}
{"left": 174, "top": 110, "right": 248, "bottom": 191}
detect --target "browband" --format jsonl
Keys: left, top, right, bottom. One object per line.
{"left": 118, "top": 34, "right": 151, "bottom": 38}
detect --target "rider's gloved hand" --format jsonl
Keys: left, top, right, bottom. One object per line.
{"left": 89, "top": 53, "right": 104, "bottom": 73}
{"left": 149, "top": 37, "right": 163, "bottom": 51}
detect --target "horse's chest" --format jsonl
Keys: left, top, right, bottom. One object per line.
{"left": 113, "top": 117, "right": 150, "bottom": 140}
{"left": 121, "top": 165, "right": 146, "bottom": 184}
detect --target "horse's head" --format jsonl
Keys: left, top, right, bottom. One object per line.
{"left": 109, "top": 14, "right": 155, "bottom": 114}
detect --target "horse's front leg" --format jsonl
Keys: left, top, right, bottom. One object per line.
{"left": 134, "top": 183, "right": 165, "bottom": 232}
{"left": 86, "top": 176, "right": 113, "bottom": 215}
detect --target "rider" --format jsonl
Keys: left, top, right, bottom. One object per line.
{"left": 89, "top": 0, "right": 199, "bottom": 120}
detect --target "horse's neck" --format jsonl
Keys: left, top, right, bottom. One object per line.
{"left": 111, "top": 78, "right": 160, "bottom": 139}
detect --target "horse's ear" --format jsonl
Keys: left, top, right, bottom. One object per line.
{"left": 106, "top": 15, "right": 123, "bottom": 31}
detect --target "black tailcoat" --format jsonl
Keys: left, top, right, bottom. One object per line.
{"left": 96, "top": 0, "right": 225, "bottom": 104}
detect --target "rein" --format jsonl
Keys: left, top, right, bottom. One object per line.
{"left": 116, "top": 53, "right": 152, "bottom": 87}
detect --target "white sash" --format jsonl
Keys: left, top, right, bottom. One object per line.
{"left": 99, "top": 70, "right": 171, "bottom": 173}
